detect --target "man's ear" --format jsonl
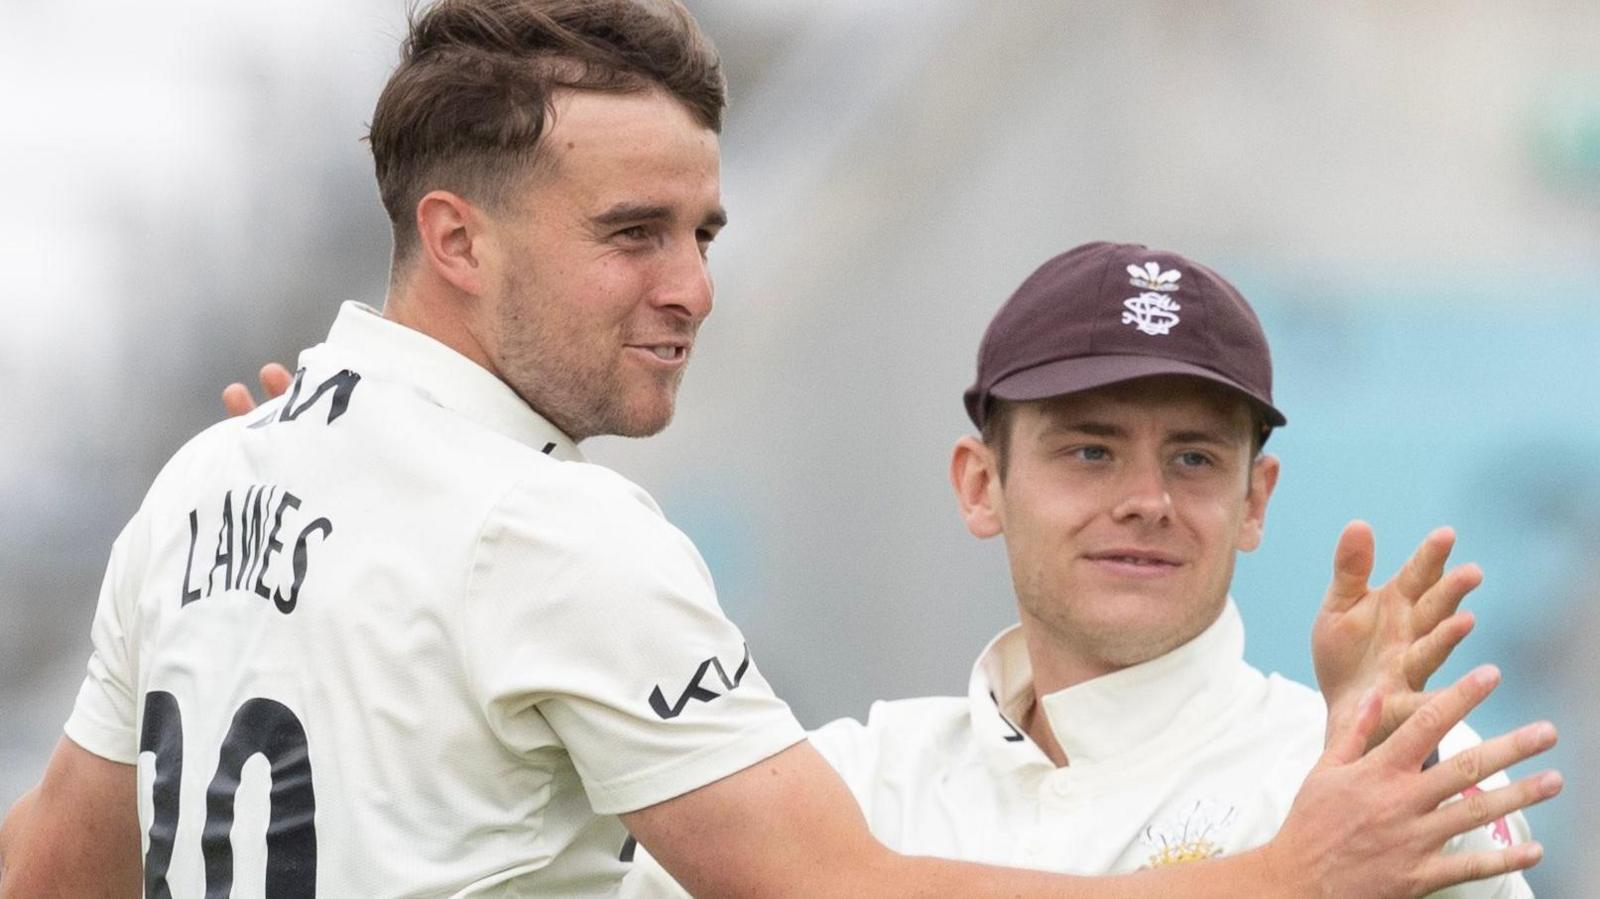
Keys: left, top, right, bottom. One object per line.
{"left": 950, "top": 435, "right": 1004, "bottom": 539}
{"left": 416, "top": 190, "right": 492, "bottom": 297}
{"left": 1238, "top": 453, "right": 1281, "bottom": 552}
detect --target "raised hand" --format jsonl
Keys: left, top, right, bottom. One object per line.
{"left": 222, "top": 363, "right": 293, "bottom": 417}
{"left": 1266, "top": 667, "right": 1559, "bottom": 898}
{"left": 1313, "top": 521, "right": 1481, "bottom": 749}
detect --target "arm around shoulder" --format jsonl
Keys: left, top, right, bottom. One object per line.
{"left": 620, "top": 738, "right": 1314, "bottom": 899}
{"left": 622, "top": 670, "right": 1554, "bottom": 898}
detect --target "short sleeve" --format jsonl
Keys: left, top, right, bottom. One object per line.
{"left": 62, "top": 518, "right": 144, "bottom": 764}
{"left": 462, "top": 466, "right": 805, "bottom": 815}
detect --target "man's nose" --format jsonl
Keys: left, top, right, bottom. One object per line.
{"left": 651, "top": 240, "right": 714, "bottom": 322}
{"left": 1110, "top": 456, "right": 1174, "bottom": 524}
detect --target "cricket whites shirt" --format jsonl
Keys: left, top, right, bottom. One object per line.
{"left": 625, "top": 600, "right": 1533, "bottom": 898}
{"left": 65, "top": 301, "right": 806, "bottom": 896}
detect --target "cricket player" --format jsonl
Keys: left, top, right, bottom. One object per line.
{"left": 0, "top": 3, "right": 1560, "bottom": 897}
{"left": 624, "top": 241, "right": 1552, "bottom": 897}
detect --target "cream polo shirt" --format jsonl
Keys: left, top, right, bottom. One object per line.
{"left": 625, "top": 601, "right": 1531, "bottom": 897}
{"left": 65, "top": 301, "right": 805, "bottom": 897}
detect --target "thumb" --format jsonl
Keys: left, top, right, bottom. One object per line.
{"left": 1323, "top": 520, "right": 1376, "bottom": 614}
{"left": 1322, "top": 688, "right": 1381, "bottom": 766}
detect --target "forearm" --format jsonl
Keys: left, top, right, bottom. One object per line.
{"left": 859, "top": 846, "right": 1293, "bottom": 899}
{"left": 627, "top": 838, "right": 1298, "bottom": 899}
{"left": 0, "top": 788, "right": 41, "bottom": 898}
{"left": 0, "top": 740, "right": 141, "bottom": 899}
{"left": 0, "top": 788, "right": 29, "bottom": 881}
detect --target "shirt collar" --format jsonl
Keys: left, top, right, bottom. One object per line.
{"left": 300, "top": 302, "right": 584, "bottom": 462}
{"left": 968, "top": 599, "right": 1251, "bottom": 771}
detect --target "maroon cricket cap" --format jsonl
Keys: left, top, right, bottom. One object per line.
{"left": 963, "top": 241, "right": 1287, "bottom": 432}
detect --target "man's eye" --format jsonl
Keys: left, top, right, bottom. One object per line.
{"left": 1073, "top": 446, "right": 1110, "bottom": 462}
{"left": 616, "top": 226, "right": 651, "bottom": 242}
{"left": 1176, "top": 451, "right": 1212, "bottom": 468}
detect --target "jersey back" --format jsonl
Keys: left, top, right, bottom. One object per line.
{"left": 65, "top": 306, "right": 803, "bottom": 897}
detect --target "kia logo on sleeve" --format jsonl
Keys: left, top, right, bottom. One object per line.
{"left": 649, "top": 645, "right": 752, "bottom": 720}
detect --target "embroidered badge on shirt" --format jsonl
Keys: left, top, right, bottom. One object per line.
{"left": 1140, "top": 798, "right": 1236, "bottom": 868}
{"left": 1122, "top": 262, "right": 1182, "bottom": 336}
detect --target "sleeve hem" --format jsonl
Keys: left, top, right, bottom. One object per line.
{"left": 587, "top": 715, "right": 808, "bottom": 816}
{"left": 62, "top": 715, "right": 138, "bottom": 765}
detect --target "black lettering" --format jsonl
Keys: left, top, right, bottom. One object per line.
{"left": 990, "top": 691, "right": 1026, "bottom": 743}
{"left": 649, "top": 660, "right": 720, "bottom": 719}
{"left": 207, "top": 491, "right": 235, "bottom": 596}
{"left": 277, "top": 518, "right": 331, "bottom": 614}
{"left": 648, "top": 645, "right": 752, "bottom": 720}
{"left": 233, "top": 486, "right": 256, "bottom": 591}
{"left": 281, "top": 369, "right": 361, "bottom": 425}
{"left": 182, "top": 509, "right": 203, "bottom": 606}
{"left": 236, "top": 486, "right": 272, "bottom": 592}
{"left": 202, "top": 698, "right": 317, "bottom": 898}
{"left": 255, "top": 492, "right": 300, "bottom": 601}
{"left": 140, "top": 691, "right": 183, "bottom": 898}
{"left": 139, "top": 693, "right": 317, "bottom": 897}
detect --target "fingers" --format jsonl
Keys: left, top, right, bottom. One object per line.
{"left": 1392, "top": 526, "right": 1455, "bottom": 600}
{"left": 1321, "top": 688, "right": 1381, "bottom": 766}
{"left": 1323, "top": 520, "right": 1375, "bottom": 613}
{"left": 1420, "top": 721, "right": 1560, "bottom": 812}
{"left": 1414, "top": 759, "right": 1559, "bottom": 892}
{"left": 222, "top": 363, "right": 292, "bottom": 418}
{"left": 1414, "top": 842, "right": 1545, "bottom": 895}
{"left": 221, "top": 383, "right": 257, "bottom": 417}
{"left": 1411, "top": 563, "right": 1481, "bottom": 642}
{"left": 1375, "top": 665, "right": 1498, "bottom": 769}
{"left": 1429, "top": 768, "right": 1562, "bottom": 852}
{"left": 1402, "top": 610, "right": 1475, "bottom": 688}
{"left": 260, "top": 363, "right": 293, "bottom": 399}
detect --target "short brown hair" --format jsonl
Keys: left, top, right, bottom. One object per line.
{"left": 368, "top": 0, "right": 725, "bottom": 263}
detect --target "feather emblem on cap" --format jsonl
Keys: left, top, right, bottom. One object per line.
{"left": 1127, "top": 262, "right": 1182, "bottom": 291}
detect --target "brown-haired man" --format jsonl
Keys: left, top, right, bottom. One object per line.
{"left": 0, "top": 3, "right": 1560, "bottom": 897}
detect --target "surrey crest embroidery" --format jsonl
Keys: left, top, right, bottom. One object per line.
{"left": 1139, "top": 798, "right": 1236, "bottom": 868}
{"left": 1122, "top": 262, "right": 1182, "bottom": 337}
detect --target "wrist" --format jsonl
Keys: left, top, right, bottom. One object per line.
{"left": 1249, "top": 840, "right": 1314, "bottom": 899}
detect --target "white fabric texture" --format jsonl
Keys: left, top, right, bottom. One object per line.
{"left": 65, "top": 301, "right": 804, "bottom": 897}
{"left": 625, "top": 601, "right": 1532, "bottom": 898}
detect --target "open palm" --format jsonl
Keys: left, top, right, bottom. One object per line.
{"left": 1312, "top": 521, "right": 1482, "bottom": 751}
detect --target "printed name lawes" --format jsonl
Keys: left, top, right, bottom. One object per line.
{"left": 180, "top": 484, "right": 333, "bottom": 614}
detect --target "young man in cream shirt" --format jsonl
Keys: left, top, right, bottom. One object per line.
{"left": 627, "top": 241, "right": 1543, "bottom": 897}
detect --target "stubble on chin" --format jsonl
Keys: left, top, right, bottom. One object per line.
{"left": 490, "top": 275, "right": 692, "bottom": 440}
{"left": 1022, "top": 589, "right": 1226, "bottom": 674}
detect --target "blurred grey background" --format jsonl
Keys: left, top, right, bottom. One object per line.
{"left": 2, "top": 0, "right": 1595, "bottom": 892}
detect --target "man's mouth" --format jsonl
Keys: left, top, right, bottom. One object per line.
{"left": 1085, "top": 550, "right": 1182, "bottom": 568}
{"left": 628, "top": 344, "right": 688, "bottom": 362}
